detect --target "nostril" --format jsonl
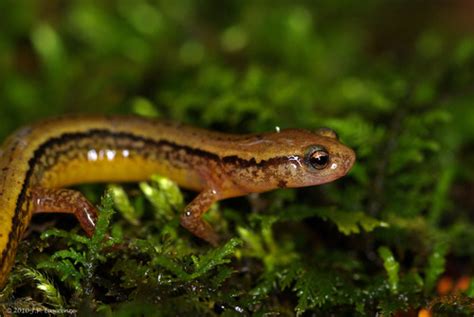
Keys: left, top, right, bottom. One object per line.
{"left": 344, "top": 155, "right": 355, "bottom": 171}
{"left": 344, "top": 160, "right": 349, "bottom": 171}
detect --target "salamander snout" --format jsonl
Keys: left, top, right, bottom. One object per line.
{"left": 341, "top": 146, "right": 356, "bottom": 175}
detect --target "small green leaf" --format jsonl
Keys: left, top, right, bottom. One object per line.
{"left": 378, "top": 246, "right": 400, "bottom": 294}
{"left": 30, "top": 23, "right": 64, "bottom": 69}
{"left": 151, "top": 175, "right": 184, "bottom": 210}
{"left": 21, "top": 267, "right": 65, "bottom": 309}
{"left": 424, "top": 242, "right": 448, "bottom": 294}
{"left": 139, "top": 174, "right": 184, "bottom": 221}
{"left": 327, "top": 210, "right": 389, "bottom": 235}
{"left": 239, "top": 215, "right": 299, "bottom": 271}
{"left": 37, "top": 260, "right": 82, "bottom": 290}
{"left": 131, "top": 97, "right": 160, "bottom": 117}
{"left": 153, "top": 256, "right": 189, "bottom": 280}
{"left": 190, "top": 238, "right": 242, "bottom": 279}
{"left": 109, "top": 184, "right": 140, "bottom": 225}
{"left": 51, "top": 249, "right": 87, "bottom": 265}
{"left": 91, "top": 191, "right": 115, "bottom": 247}
{"left": 237, "top": 226, "right": 264, "bottom": 256}
{"left": 40, "top": 228, "right": 89, "bottom": 245}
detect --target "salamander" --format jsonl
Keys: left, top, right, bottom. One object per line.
{"left": 0, "top": 115, "right": 356, "bottom": 287}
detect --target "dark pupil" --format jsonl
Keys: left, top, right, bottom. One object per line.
{"left": 310, "top": 151, "right": 329, "bottom": 168}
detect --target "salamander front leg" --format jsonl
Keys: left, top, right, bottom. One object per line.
{"left": 180, "top": 189, "right": 220, "bottom": 246}
{"left": 30, "top": 187, "right": 98, "bottom": 237}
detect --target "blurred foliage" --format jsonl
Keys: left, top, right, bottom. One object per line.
{"left": 1, "top": 0, "right": 474, "bottom": 315}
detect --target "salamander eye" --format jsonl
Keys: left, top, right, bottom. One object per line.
{"left": 307, "top": 146, "right": 329, "bottom": 170}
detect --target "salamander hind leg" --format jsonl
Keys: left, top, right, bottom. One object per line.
{"left": 30, "top": 187, "right": 98, "bottom": 237}
{"left": 180, "top": 189, "right": 220, "bottom": 246}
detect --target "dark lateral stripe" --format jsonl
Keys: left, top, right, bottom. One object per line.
{"left": 222, "top": 155, "right": 289, "bottom": 168}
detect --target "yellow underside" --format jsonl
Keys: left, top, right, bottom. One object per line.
{"left": 38, "top": 156, "right": 205, "bottom": 191}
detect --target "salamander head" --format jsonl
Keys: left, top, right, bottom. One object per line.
{"left": 296, "top": 127, "right": 354, "bottom": 186}
{"left": 222, "top": 127, "right": 355, "bottom": 194}
{"left": 265, "top": 127, "right": 356, "bottom": 188}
